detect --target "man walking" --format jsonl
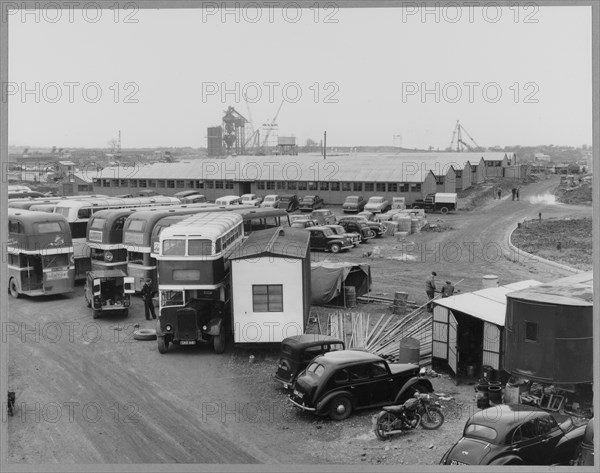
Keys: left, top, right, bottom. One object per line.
{"left": 425, "top": 272, "right": 437, "bottom": 313}
{"left": 511, "top": 187, "right": 517, "bottom": 201}
{"left": 141, "top": 279, "right": 156, "bottom": 320}
{"left": 441, "top": 280, "right": 455, "bottom": 298}
{"left": 497, "top": 188, "right": 502, "bottom": 200}
{"left": 516, "top": 186, "right": 521, "bottom": 201}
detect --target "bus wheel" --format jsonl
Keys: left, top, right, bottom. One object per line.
{"left": 440, "top": 207, "right": 449, "bottom": 214}
{"left": 9, "top": 279, "right": 20, "bottom": 299}
{"left": 213, "top": 334, "right": 225, "bottom": 354}
{"left": 157, "top": 336, "right": 169, "bottom": 354}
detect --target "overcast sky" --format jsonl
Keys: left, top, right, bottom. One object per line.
{"left": 8, "top": 4, "right": 593, "bottom": 149}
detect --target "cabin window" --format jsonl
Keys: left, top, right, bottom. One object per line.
{"left": 89, "top": 218, "right": 106, "bottom": 230}
{"left": 376, "top": 183, "right": 385, "bottom": 192}
{"left": 387, "top": 183, "right": 397, "bottom": 192}
{"left": 349, "top": 364, "right": 370, "bottom": 381}
{"left": 364, "top": 182, "right": 374, "bottom": 192}
{"left": 252, "top": 284, "right": 283, "bottom": 312}
{"left": 353, "top": 182, "right": 362, "bottom": 192}
{"left": 112, "top": 180, "right": 120, "bottom": 187}
{"left": 71, "top": 222, "right": 88, "bottom": 239}
{"left": 176, "top": 180, "right": 184, "bottom": 188}
{"left": 102, "top": 180, "right": 111, "bottom": 187}
{"left": 139, "top": 180, "right": 147, "bottom": 188}
{"left": 308, "top": 182, "right": 317, "bottom": 191}
{"left": 342, "top": 182, "right": 351, "bottom": 192}
{"left": 225, "top": 181, "right": 235, "bottom": 189}
{"left": 130, "top": 179, "right": 138, "bottom": 187}
{"left": 186, "top": 180, "right": 194, "bottom": 189}
{"left": 215, "top": 181, "right": 223, "bottom": 189}
{"left": 42, "top": 253, "right": 69, "bottom": 267}
{"left": 128, "top": 251, "right": 143, "bottom": 265}
{"left": 125, "top": 219, "right": 145, "bottom": 232}
{"left": 157, "top": 180, "right": 165, "bottom": 188}
{"left": 206, "top": 181, "right": 214, "bottom": 189}
{"left": 77, "top": 208, "right": 92, "bottom": 219}
{"left": 257, "top": 181, "right": 265, "bottom": 190}
{"left": 8, "top": 254, "right": 19, "bottom": 266}
{"left": 161, "top": 290, "right": 184, "bottom": 307}
{"left": 149, "top": 180, "right": 156, "bottom": 188}
{"left": 399, "top": 183, "right": 409, "bottom": 192}
{"left": 320, "top": 182, "right": 329, "bottom": 191}
{"left": 277, "top": 181, "right": 286, "bottom": 190}
{"left": 287, "top": 181, "right": 297, "bottom": 190}
{"left": 162, "top": 239, "right": 186, "bottom": 256}
{"left": 167, "top": 180, "right": 175, "bottom": 189}
{"left": 330, "top": 182, "right": 340, "bottom": 191}
{"left": 370, "top": 361, "right": 389, "bottom": 378}
{"left": 298, "top": 182, "right": 307, "bottom": 191}
{"left": 410, "top": 184, "right": 421, "bottom": 192}
{"left": 267, "top": 181, "right": 275, "bottom": 190}
{"left": 195, "top": 181, "right": 204, "bottom": 189}
{"left": 525, "top": 322, "right": 538, "bottom": 342}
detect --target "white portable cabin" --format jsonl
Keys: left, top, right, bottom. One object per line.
{"left": 432, "top": 279, "right": 542, "bottom": 377}
{"left": 230, "top": 227, "right": 311, "bottom": 343}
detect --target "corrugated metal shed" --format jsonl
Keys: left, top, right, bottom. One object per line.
{"left": 434, "top": 279, "right": 543, "bottom": 326}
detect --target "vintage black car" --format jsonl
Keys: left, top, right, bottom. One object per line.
{"left": 324, "top": 224, "right": 361, "bottom": 247}
{"left": 274, "top": 334, "right": 345, "bottom": 389}
{"left": 307, "top": 226, "right": 353, "bottom": 253}
{"left": 279, "top": 194, "right": 300, "bottom": 212}
{"left": 289, "top": 350, "right": 432, "bottom": 420}
{"left": 342, "top": 195, "right": 366, "bottom": 213}
{"left": 299, "top": 195, "right": 324, "bottom": 212}
{"left": 338, "top": 216, "right": 382, "bottom": 239}
{"left": 440, "top": 404, "right": 587, "bottom": 466}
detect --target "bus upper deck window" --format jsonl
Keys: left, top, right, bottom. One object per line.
{"left": 77, "top": 208, "right": 92, "bottom": 219}
{"left": 162, "top": 239, "right": 185, "bottom": 256}
{"left": 188, "top": 239, "right": 212, "bottom": 256}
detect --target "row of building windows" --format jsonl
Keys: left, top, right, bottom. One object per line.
{"left": 94, "top": 179, "right": 422, "bottom": 193}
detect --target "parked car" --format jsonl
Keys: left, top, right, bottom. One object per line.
{"left": 289, "top": 350, "right": 432, "bottom": 420}
{"left": 290, "top": 219, "right": 318, "bottom": 229}
{"left": 260, "top": 194, "right": 281, "bottom": 208}
{"left": 339, "top": 215, "right": 383, "bottom": 238}
{"left": 139, "top": 190, "right": 161, "bottom": 197}
{"left": 214, "top": 195, "right": 242, "bottom": 206}
{"left": 84, "top": 270, "right": 135, "bottom": 319}
{"left": 342, "top": 195, "right": 366, "bottom": 213}
{"left": 364, "top": 196, "right": 390, "bottom": 213}
{"left": 336, "top": 218, "right": 376, "bottom": 243}
{"left": 439, "top": 404, "right": 587, "bottom": 466}
{"left": 306, "top": 226, "right": 353, "bottom": 253}
{"left": 325, "top": 224, "right": 361, "bottom": 247}
{"left": 274, "top": 334, "right": 345, "bottom": 390}
{"left": 299, "top": 195, "right": 324, "bottom": 212}
{"left": 391, "top": 196, "right": 406, "bottom": 209}
{"left": 241, "top": 193, "right": 263, "bottom": 206}
{"left": 174, "top": 190, "right": 202, "bottom": 199}
{"left": 181, "top": 194, "right": 207, "bottom": 204}
{"left": 279, "top": 194, "right": 300, "bottom": 212}
{"left": 311, "top": 209, "right": 336, "bottom": 225}
{"left": 575, "top": 418, "right": 594, "bottom": 466}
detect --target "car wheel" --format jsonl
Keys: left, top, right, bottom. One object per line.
{"left": 213, "top": 334, "right": 225, "bottom": 354}
{"left": 328, "top": 395, "right": 352, "bottom": 421}
{"left": 9, "top": 279, "right": 20, "bottom": 299}
{"left": 412, "top": 205, "right": 420, "bottom": 210}
{"left": 157, "top": 335, "right": 169, "bottom": 354}
{"left": 440, "top": 206, "right": 449, "bottom": 214}
{"left": 133, "top": 329, "right": 157, "bottom": 341}
{"left": 329, "top": 243, "right": 341, "bottom": 253}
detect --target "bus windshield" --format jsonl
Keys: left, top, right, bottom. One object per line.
{"left": 161, "top": 290, "right": 184, "bottom": 306}
{"left": 33, "top": 222, "right": 64, "bottom": 234}
{"left": 188, "top": 239, "right": 213, "bottom": 255}
{"left": 89, "top": 218, "right": 106, "bottom": 230}
{"left": 162, "top": 239, "right": 186, "bottom": 256}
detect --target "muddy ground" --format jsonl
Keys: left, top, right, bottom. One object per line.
{"left": 5, "top": 175, "right": 593, "bottom": 465}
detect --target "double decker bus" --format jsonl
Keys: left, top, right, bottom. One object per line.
{"left": 154, "top": 212, "right": 245, "bottom": 354}
{"left": 8, "top": 195, "right": 108, "bottom": 210}
{"left": 125, "top": 204, "right": 256, "bottom": 292}
{"left": 53, "top": 196, "right": 181, "bottom": 279}
{"left": 7, "top": 208, "right": 74, "bottom": 298}
{"left": 230, "top": 207, "right": 291, "bottom": 234}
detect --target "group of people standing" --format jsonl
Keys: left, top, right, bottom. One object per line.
{"left": 494, "top": 185, "right": 522, "bottom": 200}
{"left": 424, "top": 272, "right": 454, "bottom": 313}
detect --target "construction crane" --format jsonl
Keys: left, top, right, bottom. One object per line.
{"left": 449, "top": 120, "right": 482, "bottom": 152}
{"left": 258, "top": 99, "right": 285, "bottom": 154}
{"left": 243, "top": 94, "right": 261, "bottom": 150}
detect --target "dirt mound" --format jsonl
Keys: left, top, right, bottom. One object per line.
{"left": 554, "top": 180, "right": 592, "bottom": 205}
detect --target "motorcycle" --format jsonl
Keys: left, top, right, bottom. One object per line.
{"left": 373, "top": 392, "right": 444, "bottom": 440}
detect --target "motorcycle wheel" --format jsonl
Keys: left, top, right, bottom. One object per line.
{"left": 420, "top": 407, "right": 444, "bottom": 430}
{"left": 375, "top": 412, "right": 396, "bottom": 440}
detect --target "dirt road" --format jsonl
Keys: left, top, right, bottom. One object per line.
{"left": 6, "top": 175, "right": 591, "bottom": 464}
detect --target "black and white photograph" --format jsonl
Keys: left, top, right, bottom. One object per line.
{"left": 1, "top": 1, "right": 598, "bottom": 469}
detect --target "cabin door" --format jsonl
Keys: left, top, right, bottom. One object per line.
{"left": 448, "top": 312, "right": 458, "bottom": 383}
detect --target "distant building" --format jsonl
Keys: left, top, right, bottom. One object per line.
{"left": 61, "top": 171, "right": 94, "bottom": 196}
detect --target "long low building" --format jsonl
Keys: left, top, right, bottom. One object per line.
{"left": 88, "top": 152, "right": 518, "bottom": 204}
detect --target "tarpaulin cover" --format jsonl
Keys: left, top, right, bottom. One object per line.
{"left": 311, "top": 262, "right": 371, "bottom": 306}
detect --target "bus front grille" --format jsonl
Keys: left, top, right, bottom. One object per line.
{"left": 176, "top": 308, "right": 198, "bottom": 339}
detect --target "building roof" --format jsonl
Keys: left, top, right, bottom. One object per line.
{"left": 231, "top": 226, "right": 309, "bottom": 260}
{"left": 434, "top": 279, "right": 543, "bottom": 327}
{"left": 91, "top": 152, "right": 507, "bottom": 183}
{"left": 71, "top": 171, "right": 93, "bottom": 183}
{"left": 506, "top": 270, "right": 593, "bottom": 307}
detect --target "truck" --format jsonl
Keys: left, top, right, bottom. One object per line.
{"left": 408, "top": 193, "right": 457, "bottom": 214}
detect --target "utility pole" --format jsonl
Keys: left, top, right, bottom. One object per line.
{"left": 323, "top": 131, "right": 327, "bottom": 160}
